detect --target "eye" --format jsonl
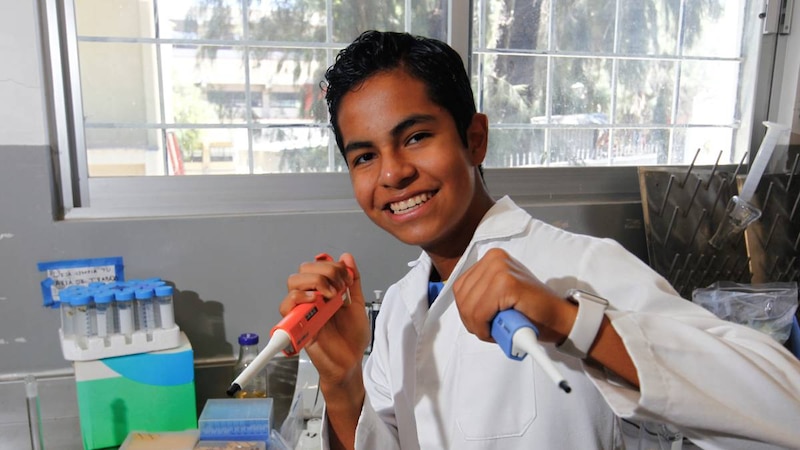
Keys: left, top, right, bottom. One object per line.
{"left": 351, "top": 151, "right": 377, "bottom": 167}
{"left": 406, "top": 132, "right": 432, "bottom": 146}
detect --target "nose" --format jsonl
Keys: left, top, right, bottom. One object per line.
{"left": 378, "top": 152, "right": 416, "bottom": 188}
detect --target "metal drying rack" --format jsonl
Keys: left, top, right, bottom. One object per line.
{"left": 639, "top": 149, "right": 800, "bottom": 298}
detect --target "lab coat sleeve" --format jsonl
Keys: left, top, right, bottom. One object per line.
{"left": 575, "top": 238, "right": 800, "bottom": 449}
{"left": 319, "top": 286, "right": 402, "bottom": 450}
{"left": 318, "top": 391, "right": 399, "bottom": 450}
{"left": 352, "top": 301, "right": 402, "bottom": 450}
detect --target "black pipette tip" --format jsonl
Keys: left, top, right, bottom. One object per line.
{"left": 226, "top": 383, "right": 241, "bottom": 397}
{"left": 559, "top": 381, "right": 572, "bottom": 393}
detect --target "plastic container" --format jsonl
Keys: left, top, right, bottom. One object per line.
{"left": 57, "top": 281, "right": 183, "bottom": 361}
{"left": 115, "top": 288, "right": 136, "bottom": 338}
{"left": 198, "top": 398, "right": 273, "bottom": 443}
{"left": 94, "top": 290, "right": 115, "bottom": 340}
{"left": 59, "top": 289, "right": 75, "bottom": 338}
{"left": 233, "top": 333, "right": 268, "bottom": 398}
{"left": 71, "top": 290, "right": 95, "bottom": 349}
{"left": 134, "top": 288, "right": 156, "bottom": 333}
{"left": 154, "top": 285, "right": 176, "bottom": 329}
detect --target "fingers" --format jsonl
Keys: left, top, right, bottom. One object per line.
{"left": 289, "top": 257, "right": 352, "bottom": 299}
{"left": 282, "top": 253, "right": 363, "bottom": 316}
{"left": 453, "top": 248, "right": 557, "bottom": 342}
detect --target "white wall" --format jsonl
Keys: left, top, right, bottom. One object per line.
{"left": 0, "top": 0, "right": 48, "bottom": 146}
{"left": 775, "top": 1, "right": 800, "bottom": 142}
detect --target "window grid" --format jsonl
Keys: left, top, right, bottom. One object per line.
{"left": 42, "top": 0, "right": 771, "bottom": 218}
{"left": 471, "top": 0, "right": 743, "bottom": 168}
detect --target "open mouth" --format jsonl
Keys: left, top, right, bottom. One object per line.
{"left": 388, "top": 192, "right": 434, "bottom": 215}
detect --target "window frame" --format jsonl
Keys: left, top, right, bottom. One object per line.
{"left": 41, "top": 0, "right": 783, "bottom": 220}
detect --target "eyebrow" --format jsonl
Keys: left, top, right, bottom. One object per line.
{"left": 342, "top": 113, "right": 437, "bottom": 156}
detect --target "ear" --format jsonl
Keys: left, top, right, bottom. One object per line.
{"left": 466, "top": 113, "right": 489, "bottom": 166}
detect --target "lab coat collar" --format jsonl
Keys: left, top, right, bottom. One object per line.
{"left": 406, "top": 195, "right": 530, "bottom": 269}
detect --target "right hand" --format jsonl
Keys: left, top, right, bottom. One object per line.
{"left": 280, "top": 252, "right": 370, "bottom": 386}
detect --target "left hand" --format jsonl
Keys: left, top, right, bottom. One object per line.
{"left": 452, "top": 248, "right": 572, "bottom": 343}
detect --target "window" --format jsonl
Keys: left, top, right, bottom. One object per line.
{"left": 43, "top": 0, "right": 772, "bottom": 218}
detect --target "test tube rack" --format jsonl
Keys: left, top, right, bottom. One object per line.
{"left": 639, "top": 149, "right": 800, "bottom": 298}
{"left": 57, "top": 280, "right": 182, "bottom": 361}
{"left": 59, "top": 326, "right": 181, "bottom": 361}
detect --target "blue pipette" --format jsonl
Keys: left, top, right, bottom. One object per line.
{"left": 492, "top": 309, "right": 571, "bottom": 393}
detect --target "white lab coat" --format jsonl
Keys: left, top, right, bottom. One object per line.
{"left": 324, "top": 196, "right": 800, "bottom": 449}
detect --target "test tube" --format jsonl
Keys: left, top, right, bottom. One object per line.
{"left": 135, "top": 288, "right": 156, "bottom": 332}
{"left": 115, "top": 288, "right": 135, "bottom": 339}
{"left": 93, "top": 290, "right": 115, "bottom": 343}
{"left": 25, "top": 375, "right": 43, "bottom": 450}
{"left": 154, "top": 285, "right": 176, "bottom": 329}
{"left": 71, "top": 290, "right": 95, "bottom": 349}
{"left": 59, "top": 289, "right": 75, "bottom": 338}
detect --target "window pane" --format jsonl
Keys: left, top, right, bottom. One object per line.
{"left": 682, "top": 1, "right": 738, "bottom": 58}
{"left": 472, "top": 0, "right": 757, "bottom": 167}
{"left": 254, "top": 127, "right": 335, "bottom": 174}
{"left": 615, "top": 59, "right": 675, "bottom": 125}
{"left": 158, "top": 0, "right": 245, "bottom": 41}
{"left": 677, "top": 61, "right": 739, "bottom": 126}
{"left": 86, "top": 128, "right": 163, "bottom": 176}
{"left": 247, "top": 1, "right": 327, "bottom": 42}
{"left": 475, "top": 53, "right": 547, "bottom": 121}
{"left": 550, "top": 128, "right": 610, "bottom": 166}
{"left": 170, "top": 128, "right": 250, "bottom": 175}
{"left": 410, "top": 0, "right": 448, "bottom": 41}
{"left": 553, "top": 0, "right": 614, "bottom": 53}
{"left": 475, "top": 0, "right": 549, "bottom": 51}
{"left": 484, "top": 129, "right": 544, "bottom": 168}
{"left": 550, "top": 57, "right": 612, "bottom": 117}
{"left": 249, "top": 48, "right": 328, "bottom": 122}
{"left": 79, "top": 42, "right": 162, "bottom": 124}
{"left": 76, "top": 0, "right": 155, "bottom": 38}
{"left": 168, "top": 45, "right": 247, "bottom": 124}
{"left": 332, "top": 1, "right": 404, "bottom": 43}
{"left": 671, "top": 127, "right": 735, "bottom": 165}
{"left": 617, "top": 0, "right": 679, "bottom": 55}
{"left": 611, "top": 128, "right": 668, "bottom": 165}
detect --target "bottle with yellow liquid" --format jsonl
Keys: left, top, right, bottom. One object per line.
{"left": 233, "top": 332, "right": 268, "bottom": 398}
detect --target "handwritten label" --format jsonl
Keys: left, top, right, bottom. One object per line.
{"left": 46, "top": 265, "right": 118, "bottom": 300}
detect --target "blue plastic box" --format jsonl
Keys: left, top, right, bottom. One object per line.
{"left": 198, "top": 398, "right": 273, "bottom": 443}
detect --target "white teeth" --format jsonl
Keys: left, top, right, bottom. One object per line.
{"left": 390, "top": 193, "right": 432, "bottom": 214}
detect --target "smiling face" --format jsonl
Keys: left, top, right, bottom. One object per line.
{"left": 338, "top": 68, "right": 494, "bottom": 261}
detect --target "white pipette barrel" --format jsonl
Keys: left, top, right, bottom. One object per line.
{"left": 227, "top": 329, "right": 291, "bottom": 397}
{"left": 492, "top": 309, "right": 571, "bottom": 393}
{"left": 227, "top": 253, "right": 352, "bottom": 397}
{"left": 738, "top": 121, "right": 790, "bottom": 204}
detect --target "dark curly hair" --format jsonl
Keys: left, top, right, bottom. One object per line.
{"left": 323, "top": 30, "right": 477, "bottom": 157}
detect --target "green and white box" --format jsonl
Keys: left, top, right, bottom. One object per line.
{"left": 75, "top": 332, "right": 197, "bottom": 450}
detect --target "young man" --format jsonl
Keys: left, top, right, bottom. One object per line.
{"left": 279, "top": 30, "right": 800, "bottom": 449}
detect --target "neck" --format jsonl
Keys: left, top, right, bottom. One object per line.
{"left": 426, "top": 189, "right": 495, "bottom": 280}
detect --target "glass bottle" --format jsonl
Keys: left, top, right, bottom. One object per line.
{"left": 233, "top": 332, "right": 268, "bottom": 398}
